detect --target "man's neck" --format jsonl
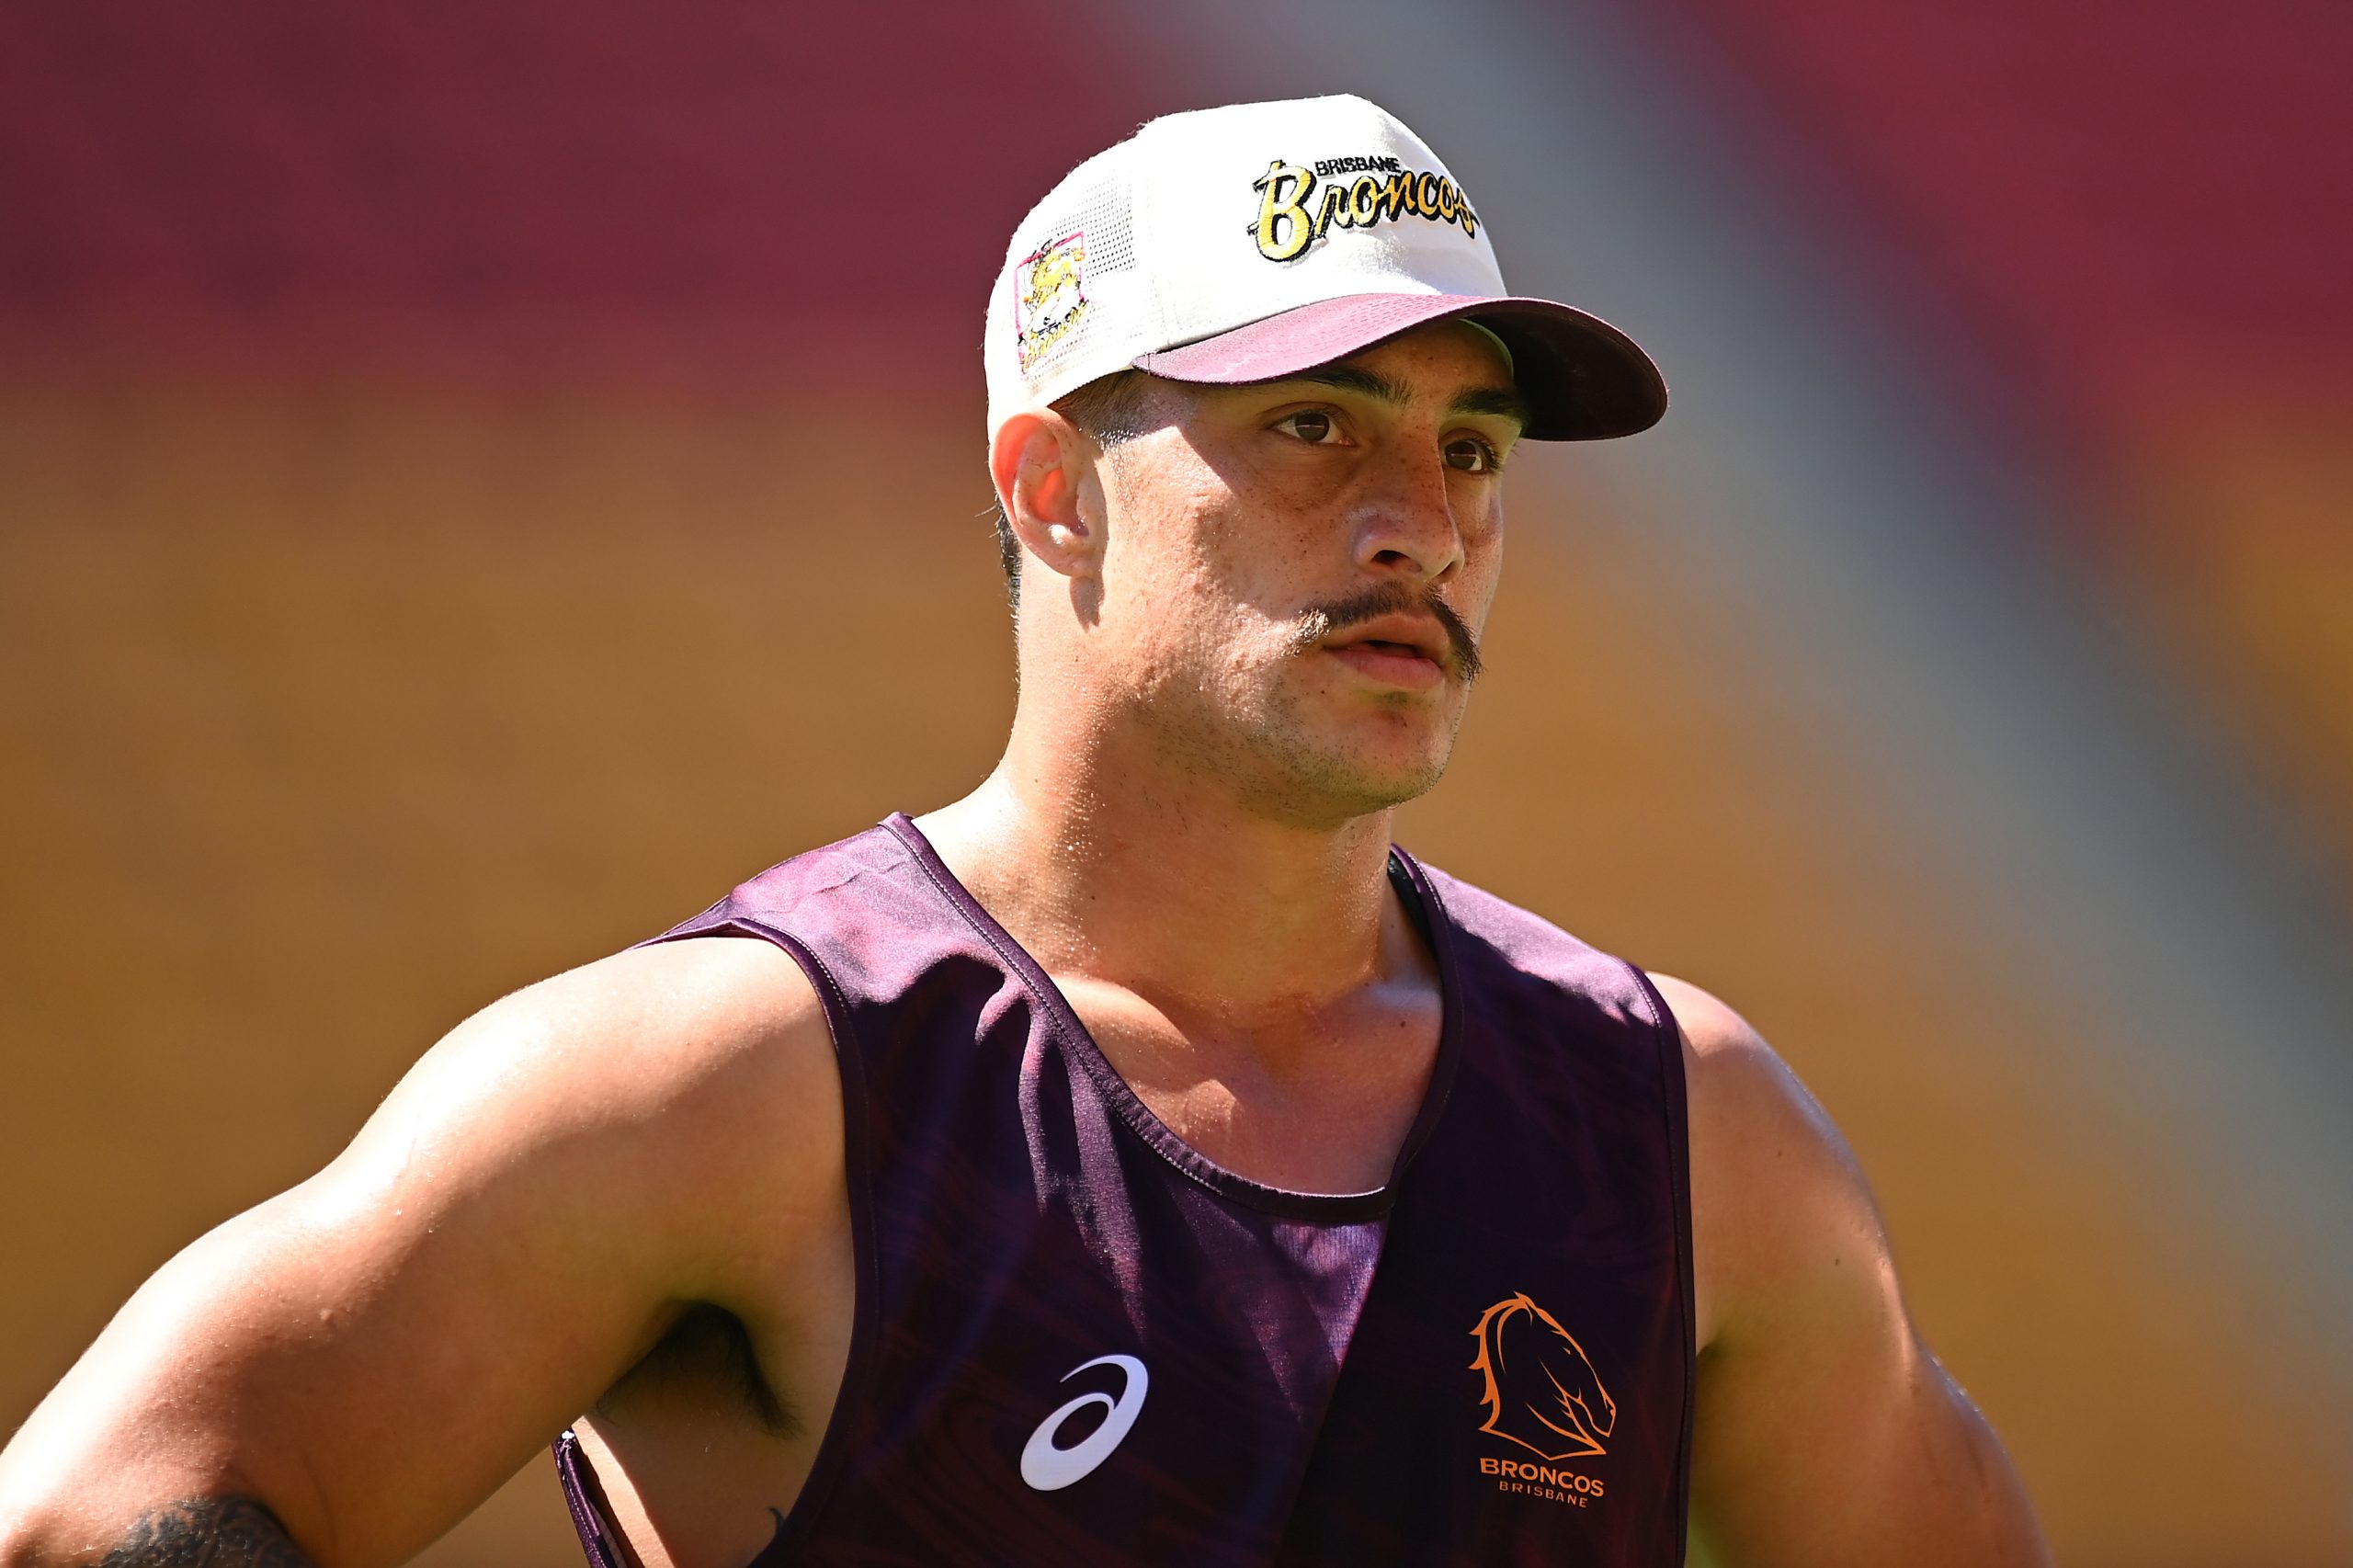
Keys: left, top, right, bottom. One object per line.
{"left": 913, "top": 746, "right": 1409, "bottom": 1027}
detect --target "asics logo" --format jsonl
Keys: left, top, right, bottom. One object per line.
{"left": 1018, "top": 1354, "right": 1149, "bottom": 1491}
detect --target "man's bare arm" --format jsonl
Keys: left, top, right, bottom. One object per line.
{"left": 1658, "top": 974, "right": 2050, "bottom": 1568}
{"left": 0, "top": 936, "right": 840, "bottom": 1568}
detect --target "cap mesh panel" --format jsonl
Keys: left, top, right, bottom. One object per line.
{"left": 1020, "top": 181, "right": 1131, "bottom": 378}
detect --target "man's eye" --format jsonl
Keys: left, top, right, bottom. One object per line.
{"left": 1276, "top": 410, "right": 1337, "bottom": 444}
{"left": 1444, "top": 437, "right": 1500, "bottom": 472}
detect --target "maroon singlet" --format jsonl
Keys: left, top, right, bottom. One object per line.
{"left": 555, "top": 814, "right": 1692, "bottom": 1565}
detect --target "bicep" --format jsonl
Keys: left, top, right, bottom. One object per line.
{"left": 0, "top": 937, "right": 835, "bottom": 1568}
{"left": 1692, "top": 1335, "right": 2041, "bottom": 1568}
{"left": 1, "top": 1173, "right": 655, "bottom": 1566}
{"left": 1662, "top": 975, "right": 2047, "bottom": 1568}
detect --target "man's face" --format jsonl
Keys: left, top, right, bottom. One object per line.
{"left": 1084, "top": 321, "right": 1525, "bottom": 825}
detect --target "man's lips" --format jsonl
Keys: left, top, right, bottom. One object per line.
{"left": 1323, "top": 614, "right": 1452, "bottom": 690}
{"left": 1290, "top": 587, "right": 1483, "bottom": 686}
{"left": 1325, "top": 642, "right": 1446, "bottom": 691}
{"left": 1328, "top": 613, "right": 1449, "bottom": 665}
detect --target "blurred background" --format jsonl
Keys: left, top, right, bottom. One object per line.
{"left": 3, "top": 2, "right": 2347, "bottom": 1562}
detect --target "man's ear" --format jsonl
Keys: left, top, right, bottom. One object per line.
{"left": 989, "top": 411, "right": 1103, "bottom": 580}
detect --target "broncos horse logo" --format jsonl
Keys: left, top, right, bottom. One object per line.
{"left": 1469, "top": 1292, "right": 1617, "bottom": 1460}
{"left": 1021, "top": 241, "right": 1084, "bottom": 312}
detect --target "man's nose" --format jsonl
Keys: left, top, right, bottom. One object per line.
{"left": 1351, "top": 444, "right": 1466, "bottom": 583}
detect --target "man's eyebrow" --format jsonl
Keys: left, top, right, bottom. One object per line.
{"left": 1450, "top": 384, "right": 1532, "bottom": 430}
{"left": 1285, "top": 363, "right": 1412, "bottom": 404}
{"left": 1278, "top": 365, "right": 1531, "bottom": 429}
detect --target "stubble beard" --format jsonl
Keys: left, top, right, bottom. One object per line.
{"left": 1244, "top": 687, "right": 1467, "bottom": 827}
{"left": 1146, "top": 581, "right": 1484, "bottom": 830}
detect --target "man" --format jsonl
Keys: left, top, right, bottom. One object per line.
{"left": 0, "top": 95, "right": 2047, "bottom": 1566}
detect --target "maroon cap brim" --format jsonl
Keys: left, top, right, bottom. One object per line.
{"left": 1131, "top": 292, "right": 1666, "bottom": 442}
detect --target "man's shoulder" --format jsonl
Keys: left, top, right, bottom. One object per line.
{"left": 652, "top": 817, "right": 989, "bottom": 983}
{"left": 361, "top": 829, "right": 926, "bottom": 1179}
{"left": 408, "top": 934, "right": 835, "bottom": 1150}
{"left": 1642, "top": 972, "right": 1840, "bottom": 1170}
{"left": 1407, "top": 856, "right": 1667, "bottom": 1031}
{"left": 1645, "top": 972, "right": 1821, "bottom": 1135}
{"left": 1645, "top": 971, "right": 1890, "bottom": 1353}
{"left": 658, "top": 819, "right": 919, "bottom": 937}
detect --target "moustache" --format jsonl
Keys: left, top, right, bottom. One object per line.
{"left": 1290, "top": 581, "right": 1484, "bottom": 685}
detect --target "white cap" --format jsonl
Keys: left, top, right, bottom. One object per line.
{"left": 983, "top": 94, "right": 1666, "bottom": 443}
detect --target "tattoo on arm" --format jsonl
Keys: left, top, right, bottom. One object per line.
{"left": 97, "top": 1498, "right": 316, "bottom": 1568}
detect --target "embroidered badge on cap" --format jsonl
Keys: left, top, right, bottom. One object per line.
{"left": 1014, "top": 231, "right": 1089, "bottom": 370}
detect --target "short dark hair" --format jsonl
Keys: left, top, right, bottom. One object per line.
{"left": 993, "top": 369, "right": 1158, "bottom": 612}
